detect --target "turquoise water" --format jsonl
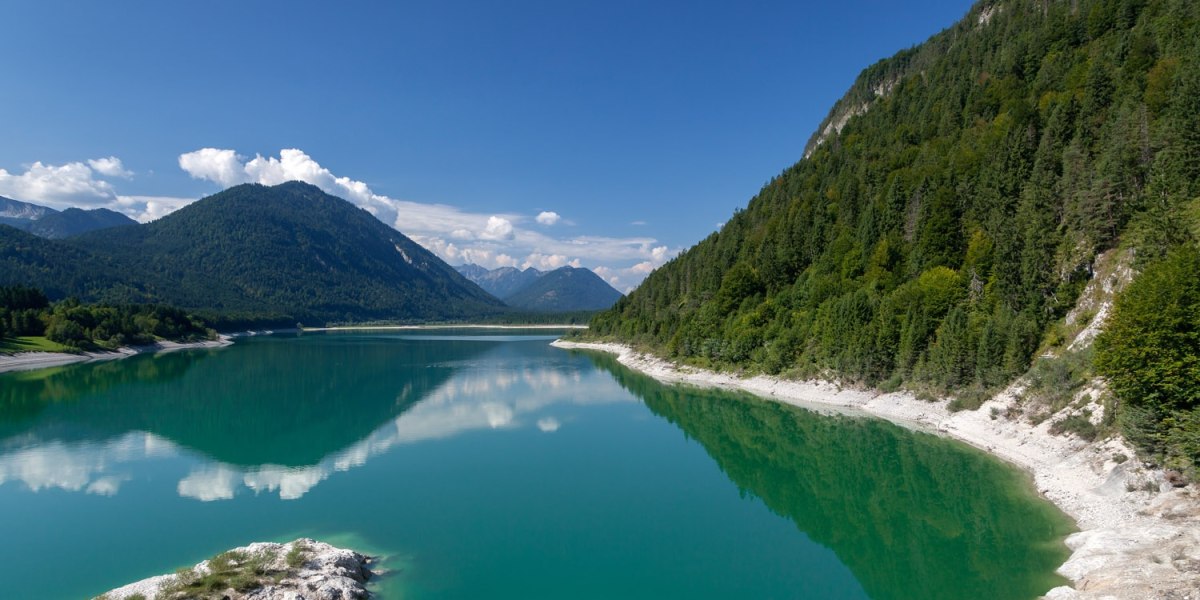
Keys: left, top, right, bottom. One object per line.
{"left": 0, "top": 331, "right": 1071, "bottom": 599}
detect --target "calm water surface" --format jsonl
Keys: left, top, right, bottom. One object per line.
{"left": 0, "top": 331, "right": 1072, "bottom": 599}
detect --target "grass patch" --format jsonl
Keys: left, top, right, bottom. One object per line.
{"left": 1020, "top": 347, "right": 1093, "bottom": 413}
{"left": 285, "top": 540, "right": 309, "bottom": 569}
{"left": 0, "top": 336, "right": 73, "bottom": 355}
{"left": 156, "top": 549, "right": 279, "bottom": 600}
{"left": 1050, "top": 410, "right": 1099, "bottom": 441}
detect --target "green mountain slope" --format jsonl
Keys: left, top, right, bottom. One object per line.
{"left": 28, "top": 207, "right": 136, "bottom": 239}
{"left": 589, "top": 0, "right": 1200, "bottom": 399}
{"left": 0, "top": 225, "right": 144, "bottom": 301}
{"left": 0, "top": 182, "right": 506, "bottom": 324}
{"left": 504, "top": 266, "right": 623, "bottom": 311}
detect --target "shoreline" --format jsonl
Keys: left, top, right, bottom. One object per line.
{"left": 552, "top": 340, "right": 1200, "bottom": 599}
{"left": 0, "top": 335, "right": 233, "bottom": 375}
{"left": 306, "top": 323, "right": 588, "bottom": 331}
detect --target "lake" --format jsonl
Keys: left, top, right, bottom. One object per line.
{"left": 0, "top": 330, "right": 1072, "bottom": 599}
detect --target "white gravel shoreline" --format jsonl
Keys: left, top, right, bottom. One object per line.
{"left": 0, "top": 336, "right": 233, "bottom": 374}
{"left": 553, "top": 339, "right": 1200, "bottom": 599}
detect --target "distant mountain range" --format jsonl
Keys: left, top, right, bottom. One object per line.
{"left": 0, "top": 196, "right": 136, "bottom": 239}
{"left": 0, "top": 182, "right": 506, "bottom": 325}
{"left": 455, "top": 264, "right": 543, "bottom": 299}
{"left": 456, "top": 263, "right": 622, "bottom": 312}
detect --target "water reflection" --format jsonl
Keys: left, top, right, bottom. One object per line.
{"left": 0, "top": 333, "right": 624, "bottom": 501}
{"left": 577, "top": 349, "right": 1073, "bottom": 600}
{"left": 0, "top": 432, "right": 174, "bottom": 495}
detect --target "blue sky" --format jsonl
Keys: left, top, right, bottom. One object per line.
{"left": 0, "top": 0, "right": 973, "bottom": 290}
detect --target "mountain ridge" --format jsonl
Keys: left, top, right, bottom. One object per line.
{"left": 0, "top": 182, "right": 506, "bottom": 324}
{"left": 503, "top": 266, "right": 622, "bottom": 312}
{"left": 455, "top": 264, "right": 543, "bottom": 299}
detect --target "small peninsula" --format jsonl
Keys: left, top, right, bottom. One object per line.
{"left": 98, "top": 539, "right": 373, "bottom": 600}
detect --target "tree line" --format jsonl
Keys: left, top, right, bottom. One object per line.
{"left": 0, "top": 286, "right": 215, "bottom": 351}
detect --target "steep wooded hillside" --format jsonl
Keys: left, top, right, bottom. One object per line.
{"left": 589, "top": 0, "right": 1200, "bottom": 433}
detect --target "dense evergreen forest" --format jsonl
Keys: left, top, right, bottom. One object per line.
{"left": 0, "top": 286, "right": 214, "bottom": 351}
{"left": 587, "top": 0, "right": 1200, "bottom": 470}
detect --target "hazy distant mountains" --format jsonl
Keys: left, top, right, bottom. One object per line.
{"left": 456, "top": 263, "right": 622, "bottom": 312}
{"left": 0, "top": 182, "right": 505, "bottom": 325}
{"left": 455, "top": 264, "right": 543, "bottom": 299}
{"left": 0, "top": 196, "right": 135, "bottom": 239}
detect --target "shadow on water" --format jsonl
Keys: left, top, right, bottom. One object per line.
{"left": 0, "top": 333, "right": 494, "bottom": 467}
{"left": 579, "top": 349, "right": 1075, "bottom": 600}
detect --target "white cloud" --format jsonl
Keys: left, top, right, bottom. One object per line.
{"left": 115, "top": 195, "right": 196, "bottom": 222}
{"left": 0, "top": 158, "right": 195, "bottom": 222}
{"left": 537, "top": 417, "right": 561, "bottom": 432}
{"left": 0, "top": 161, "right": 117, "bottom": 208}
{"left": 536, "top": 211, "right": 561, "bottom": 225}
{"left": 480, "top": 215, "right": 514, "bottom": 240}
{"left": 523, "top": 253, "right": 570, "bottom": 270}
{"left": 630, "top": 220, "right": 647, "bottom": 226}
{"left": 630, "top": 261, "right": 655, "bottom": 274}
{"left": 178, "top": 148, "right": 246, "bottom": 188}
{"left": 88, "top": 156, "right": 133, "bottom": 179}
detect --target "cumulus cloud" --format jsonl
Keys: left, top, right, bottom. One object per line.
{"left": 178, "top": 148, "right": 244, "bottom": 187}
{"left": 0, "top": 158, "right": 194, "bottom": 222}
{"left": 523, "top": 253, "right": 570, "bottom": 270}
{"left": 537, "top": 417, "right": 561, "bottom": 432}
{"left": 480, "top": 216, "right": 515, "bottom": 240}
{"left": 88, "top": 156, "right": 133, "bottom": 179}
{"left": 115, "top": 195, "right": 196, "bottom": 222}
{"left": 0, "top": 160, "right": 118, "bottom": 208}
{"left": 536, "top": 211, "right": 560, "bottom": 225}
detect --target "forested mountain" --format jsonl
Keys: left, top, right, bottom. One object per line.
{"left": 505, "top": 266, "right": 622, "bottom": 311}
{"left": 0, "top": 225, "right": 135, "bottom": 300}
{"left": 0, "top": 182, "right": 506, "bottom": 324}
{"left": 587, "top": 0, "right": 1200, "bottom": 468}
{"left": 455, "top": 263, "right": 622, "bottom": 311}
{"left": 455, "top": 264, "right": 544, "bottom": 298}
{"left": 0, "top": 197, "right": 135, "bottom": 238}
{"left": 27, "top": 207, "right": 136, "bottom": 239}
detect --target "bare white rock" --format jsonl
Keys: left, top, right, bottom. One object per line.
{"left": 100, "top": 539, "right": 372, "bottom": 600}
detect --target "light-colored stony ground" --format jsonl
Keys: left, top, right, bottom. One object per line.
{"left": 99, "top": 539, "right": 372, "bottom": 600}
{"left": 553, "top": 339, "right": 1200, "bottom": 599}
{"left": 0, "top": 336, "right": 232, "bottom": 374}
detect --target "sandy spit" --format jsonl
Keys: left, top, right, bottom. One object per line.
{"left": 553, "top": 340, "right": 1200, "bottom": 599}
{"left": 0, "top": 336, "right": 233, "bottom": 375}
